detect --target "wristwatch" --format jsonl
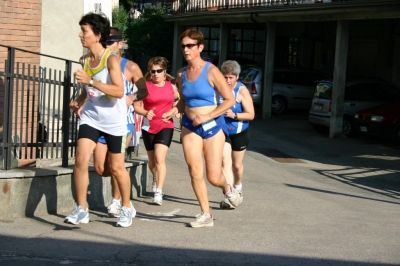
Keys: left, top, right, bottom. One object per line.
{"left": 234, "top": 113, "right": 238, "bottom": 120}
{"left": 89, "top": 79, "right": 94, "bottom": 86}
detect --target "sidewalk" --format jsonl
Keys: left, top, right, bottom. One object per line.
{"left": 0, "top": 114, "right": 399, "bottom": 265}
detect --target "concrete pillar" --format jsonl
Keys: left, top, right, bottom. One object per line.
{"left": 172, "top": 23, "right": 185, "bottom": 79}
{"left": 218, "top": 23, "right": 229, "bottom": 68}
{"left": 262, "top": 22, "right": 275, "bottom": 119}
{"left": 329, "top": 20, "right": 349, "bottom": 138}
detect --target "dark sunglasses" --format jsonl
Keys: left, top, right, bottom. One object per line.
{"left": 181, "top": 43, "right": 198, "bottom": 49}
{"left": 105, "top": 39, "right": 121, "bottom": 45}
{"left": 149, "top": 69, "right": 164, "bottom": 74}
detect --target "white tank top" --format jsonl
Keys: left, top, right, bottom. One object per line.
{"left": 80, "top": 49, "right": 127, "bottom": 136}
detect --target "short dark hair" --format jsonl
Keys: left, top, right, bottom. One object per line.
{"left": 109, "top": 27, "right": 123, "bottom": 40}
{"left": 180, "top": 28, "right": 204, "bottom": 46}
{"left": 79, "top": 12, "right": 110, "bottom": 48}
{"left": 110, "top": 27, "right": 122, "bottom": 36}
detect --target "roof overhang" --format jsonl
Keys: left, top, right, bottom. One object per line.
{"left": 163, "top": 0, "right": 400, "bottom": 25}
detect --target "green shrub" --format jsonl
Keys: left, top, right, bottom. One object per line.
{"left": 112, "top": 5, "right": 129, "bottom": 35}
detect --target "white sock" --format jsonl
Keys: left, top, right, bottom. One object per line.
{"left": 234, "top": 184, "right": 242, "bottom": 191}
{"left": 112, "top": 198, "right": 121, "bottom": 203}
{"left": 156, "top": 188, "right": 162, "bottom": 194}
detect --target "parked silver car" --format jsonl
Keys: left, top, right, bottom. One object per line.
{"left": 309, "top": 78, "right": 400, "bottom": 136}
{"left": 239, "top": 66, "right": 328, "bottom": 114}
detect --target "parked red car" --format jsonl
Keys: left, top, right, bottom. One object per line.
{"left": 355, "top": 103, "right": 400, "bottom": 144}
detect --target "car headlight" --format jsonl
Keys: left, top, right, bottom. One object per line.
{"left": 371, "top": 116, "right": 384, "bottom": 122}
{"left": 354, "top": 114, "right": 359, "bottom": 119}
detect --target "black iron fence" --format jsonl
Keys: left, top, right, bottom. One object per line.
{"left": 0, "top": 44, "right": 83, "bottom": 170}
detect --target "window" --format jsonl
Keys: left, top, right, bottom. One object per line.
{"left": 229, "top": 28, "right": 264, "bottom": 64}
{"left": 239, "top": 69, "right": 259, "bottom": 82}
{"left": 288, "top": 38, "right": 298, "bottom": 67}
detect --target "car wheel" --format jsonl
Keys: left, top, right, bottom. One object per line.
{"left": 390, "top": 123, "right": 400, "bottom": 144}
{"left": 342, "top": 116, "right": 356, "bottom": 137}
{"left": 272, "top": 96, "right": 287, "bottom": 115}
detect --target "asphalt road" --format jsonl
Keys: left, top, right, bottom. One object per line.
{"left": 1, "top": 112, "right": 399, "bottom": 266}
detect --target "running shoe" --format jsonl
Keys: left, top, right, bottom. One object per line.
{"left": 116, "top": 202, "right": 136, "bottom": 228}
{"left": 225, "top": 185, "right": 241, "bottom": 207}
{"left": 190, "top": 212, "right": 213, "bottom": 228}
{"left": 220, "top": 198, "right": 235, "bottom": 209}
{"left": 107, "top": 199, "right": 121, "bottom": 218}
{"left": 153, "top": 192, "right": 163, "bottom": 206}
{"left": 64, "top": 205, "right": 89, "bottom": 225}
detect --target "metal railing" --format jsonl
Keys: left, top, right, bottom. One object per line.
{"left": 0, "top": 44, "right": 83, "bottom": 170}
{"left": 169, "top": 0, "right": 347, "bottom": 13}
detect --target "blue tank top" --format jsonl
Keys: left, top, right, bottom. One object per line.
{"left": 182, "top": 62, "right": 217, "bottom": 108}
{"left": 219, "top": 82, "right": 249, "bottom": 135}
{"left": 120, "top": 58, "right": 136, "bottom": 124}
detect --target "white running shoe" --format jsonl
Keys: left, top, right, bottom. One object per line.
{"left": 225, "top": 185, "right": 241, "bottom": 207}
{"left": 116, "top": 202, "right": 136, "bottom": 228}
{"left": 190, "top": 212, "right": 213, "bottom": 228}
{"left": 64, "top": 205, "right": 89, "bottom": 225}
{"left": 220, "top": 198, "right": 235, "bottom": 209}
{"left": 152, "top": 192, "right": 163, "bottom": 206}
{"left": 107, "top": 199, "right": 121, "bottom": 218}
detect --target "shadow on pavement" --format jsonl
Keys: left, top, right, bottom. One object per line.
{"left": 0, "top": 234, "right": 394, "bottom": 266}
{"left": 247, "top": 111, "right": 400, "bottom": 200}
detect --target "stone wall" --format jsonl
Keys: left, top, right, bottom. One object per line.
{"left": 0, "top": 159, "right": 148, "bottom": 218}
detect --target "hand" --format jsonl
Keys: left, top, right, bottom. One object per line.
{"left": 192, "top": 113, "right": 211, "bottom": 126}
{"left": 74, "top": 69, "right": 91, "bottom": 85}
{"left": 126, "top": 94, "right": 134, "bottom": 106}
{"left": 225, "top": 109, "right": 234, "bottom": 119}
{"left": 69, "top": 100, "right": 80, "bottom": 111}
{"left": 162, "top": 107, "right": 178, "bottom": 122}
{"left": 145, "top": 108, "right": 156, "bottom": 120}
{"left": 69, "top": 100, "right": 82, "bottom": 118}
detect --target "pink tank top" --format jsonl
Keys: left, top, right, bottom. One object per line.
{"left": 143, "top": 80, "right": 175, "bottom": 134}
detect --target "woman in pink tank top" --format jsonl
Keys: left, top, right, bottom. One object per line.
{"left": 134, "top": 57, "right": 180, "bottom": 206}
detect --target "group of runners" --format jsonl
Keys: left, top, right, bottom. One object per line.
{"left": 65, "top": 12, "right": 254, "bottom": 228}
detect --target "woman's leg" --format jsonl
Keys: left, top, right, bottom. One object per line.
{"left": 153, "top": 143, "right": 169, "bottom": 190}
{"left": 203, "top": 130, "right": 229, "bottom": 192}
{"left": 74, "top": 138, "right": 97, "bottom": 210}
{"left": 110, "top": 132, "right": 134, "bottom": 201}
{"left": 232, "top": 149, "right": 246, "bottom": 186}
{"left": 222, "top": 142, "right": 234, "bottom": 186}
{"left": 181, "top": 127, "right": 209, "bottom": 213}
{"left": 93, "top": 142, "right": 108, "bottom": 176}
{"left": 203, "top": 130, "right": 241, "bottom": 208}
{"left": 147, "top": 150, "right": 156, "bottom": 178}
{"left": 108, "top": 152, "right": 131, "bottom": 207}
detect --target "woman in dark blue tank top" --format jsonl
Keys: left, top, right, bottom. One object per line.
{"left": 163, "top": 29, "right": 242, "bottom": 228}
{"left": 218, "top": 60, "right": 255, "bottom": 210}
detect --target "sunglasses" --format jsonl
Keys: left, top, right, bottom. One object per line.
{"left": 149, "top": 69, "right": 164, "bottom": 74}
{"left": 181, "top": 43, "right": 198, "bottom": 49}
{"left": 105, "top": 39, "right": 121, "bottom": 45}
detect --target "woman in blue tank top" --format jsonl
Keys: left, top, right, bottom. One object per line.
{"left": 218, "top": 60, "right": 255, "bottom": 209}
{"left": 163, "top": 29, "right": 241, "bottom": 228}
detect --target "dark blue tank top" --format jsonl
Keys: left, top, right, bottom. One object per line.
{"left": 219, "top": 82, "right": 249, "bottom": 135}
{"left": 182, "top": 62, "right": 217, "bottom": 108}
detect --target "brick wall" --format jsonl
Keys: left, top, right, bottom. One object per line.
{"left": 0, "top": 0, "right": 42, "bottom": 166}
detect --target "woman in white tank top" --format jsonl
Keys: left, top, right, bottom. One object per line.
{"left": 65, "top": 13, "right": 135, "bottom": 228}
